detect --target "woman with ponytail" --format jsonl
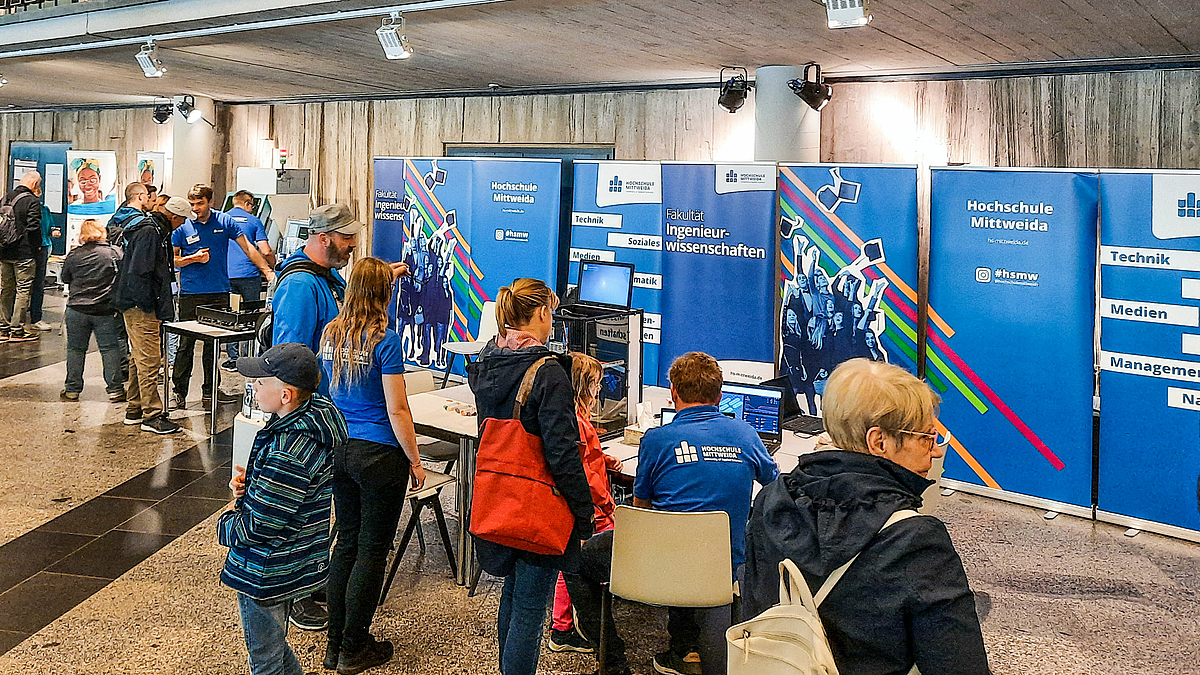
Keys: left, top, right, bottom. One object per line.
{"left": 319, "top": 256, "right": 426, "bottom": 674}
{"left": 467, "top": 278, "right": 594, "bottom": 675}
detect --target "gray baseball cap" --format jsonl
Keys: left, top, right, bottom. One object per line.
{"left": 163, "top": 196, "right": 192, "bottom": 219}
{"left": 308, "top": 203, "right": 363, "bottom": 235}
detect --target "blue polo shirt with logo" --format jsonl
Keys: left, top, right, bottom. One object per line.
{"left": 171, "top": 209, "right": 246, "bottom": 294}
{"left": 225, "top": 207, "right": 268, "bottom": 280}
{"left": 634, "top": 405, "right": 779, "bottom": 568}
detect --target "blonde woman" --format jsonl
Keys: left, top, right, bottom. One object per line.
{"left": 59, "top": 219, "right": 126, "bottom": 402}
{"left": 319, "top": 256, "right": 425, "bottom": 674}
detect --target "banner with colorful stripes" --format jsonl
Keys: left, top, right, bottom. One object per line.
{"left": 929, "top": 167, "right": 1098, "bottom": 508}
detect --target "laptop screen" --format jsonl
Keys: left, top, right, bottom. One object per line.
{"left": 719, "top": 383, "right": 783, "bottom": 440}
{"left": 577, "top": 261, "right": 634, "bottom": 308}
{"left": 762, "top": 375, "right": 803, "bottom": 420}
{"left": 661, "top": 408, "right": 676, "bottom": 425}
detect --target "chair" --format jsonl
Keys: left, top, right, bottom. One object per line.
{"left": 600, "top": 506, "right": 735, "bottom": 674}
{"left": 379, "top": 470, "right": 459, "bottom": 605}
{"left": 439, "top": 300, "right": 498, "bottom": 388}
{"left": 403, "top": 369, "right": 436, "bottom": 395}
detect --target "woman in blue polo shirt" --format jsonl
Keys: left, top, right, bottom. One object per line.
{"left": 319, "top": 256, "right": 425, "bottom": 674}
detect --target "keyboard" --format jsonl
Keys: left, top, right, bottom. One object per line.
{"left": 783, "top": 414, "right": 825, "bottom": 436}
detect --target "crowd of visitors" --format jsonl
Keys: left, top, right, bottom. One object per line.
{"left": 7, "top": 171, "right": 990, "bottom": 675}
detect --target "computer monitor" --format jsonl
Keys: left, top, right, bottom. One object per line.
{"left": 576, "top": 261, "right": 634, "bottom": 309}
{"left": 762, "top": 375, "right": 802, "bottom": 420}
{"left": 719, "top": 382, "right": 783, "bottom": 441}
{"left": 661, "top": 408, "right": 676, "bottom": 425}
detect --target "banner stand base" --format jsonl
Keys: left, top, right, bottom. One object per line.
{"left": 939, "top": 478, "right": 1093, "bottom": 521}
{"left": 1096, "top": 510, "right": 1200, "bottom": 545}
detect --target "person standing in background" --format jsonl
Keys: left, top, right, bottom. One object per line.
{"left": 59, "top": 219, "right": 126, "bottom": 402}
{"left": 0, "top": 171, "right": 43, "bottom": 343}
{"left": 108, "top": 183, "right": 152, "bottom": 246}
{"left": 222, "top": 190, "right": 275, "bottom": 371}
{"left": 28, "top": 200, "right": 56, "bottom": 332}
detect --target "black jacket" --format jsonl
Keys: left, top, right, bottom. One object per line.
{"left": 112, "top": 211, "right": 175, "bottom": 321}
{"left": 467, "top": 340, "right": 594, "bottom": 574}
{"left": 0, "top": 186, "right": 42, "bottom": 261}
{"left": 743, "top": 450, "right": 990, "bottom": 675}
{"left": 61, "top": 241, "right": 122, "bottom": 313}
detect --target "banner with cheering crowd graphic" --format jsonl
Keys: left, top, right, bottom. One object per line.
{"left": 570, "top": 161, "right": 777, "bottom": 386}
{"left": 1099, "top": 170, "right": 1200, "bottom": 536}
{"left": 372, "top": 157, "right": 562, "bottom": 375}
{"left": 928, "top": 168, "right": 1098, "bottom": 510}
{"left": 777, "top": 164, "right": 920, "bottom": 415}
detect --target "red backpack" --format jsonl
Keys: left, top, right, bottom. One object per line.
{"left": 470, "top": 356, "right": 575, "bottom": 556}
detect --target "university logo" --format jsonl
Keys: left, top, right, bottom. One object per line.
{"left": 673, "top": 440, "right": 699, "bottom": 464}
{"left": 1180, "top": 193, "right": 1200, "bottom": 218}
{"left": 726, "top": 170, "right": 738, "bottom": 183}
{"left": 609, "top": 177, "right": 623, "bottom": 193}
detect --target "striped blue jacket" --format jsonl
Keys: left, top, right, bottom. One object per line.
{"left": 218, "top": 394, "right": 348, "bottom": 602}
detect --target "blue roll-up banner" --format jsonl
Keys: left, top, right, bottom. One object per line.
{"left": 569, "top": 161, "right": 776, "bottom": 386}
{"left": 373, "top": 157, "right": 562, "bottom": 374}
{"left": 777, "top": 164, "right": 919, "bottom": 415}
{"left": 928, "top": 168, "right": 1097, "bottom": 509}
{"left": 1099, "top": 170, "right": 1200, "bottom": 534}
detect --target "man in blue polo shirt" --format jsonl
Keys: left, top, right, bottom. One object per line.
{"left": 222, "top": 190, "right": 275, "bottom": 371}
{"left": 564, "top": 351, "right": 778, "bottom": 675}
{"left": 172, "top": 184, "right": 275, "bottom": 409}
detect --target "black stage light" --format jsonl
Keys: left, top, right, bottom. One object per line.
{"left": 788, "top": 63, "right": 832, "bottom": 111}
{"left": 152, "top": 103, "right": 173, "bottom": 124}
{"left": 717, "top": 67, "right": 751, "bottom": 113}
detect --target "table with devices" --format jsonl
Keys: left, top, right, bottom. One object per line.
{"left": 161, "top": 319, "right": 257, "bottom": 435}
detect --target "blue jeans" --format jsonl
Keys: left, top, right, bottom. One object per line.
{"left": 226, "top": 276, "right": 263, "bottom": 360}
{"left": 497, "top": 559, "right": 557, "bottom": 675}
{"left": 64, "top": 307, "right": 127, "bottom": 395}
{"left": 237, "top": 594, "right": 303, "bottom": 675}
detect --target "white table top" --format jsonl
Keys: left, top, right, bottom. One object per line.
{"left": 407, "top": 384, "right": 479, "bottom": 440}
{"left": 162, "top": 320, "right": 256, "bottom": 339}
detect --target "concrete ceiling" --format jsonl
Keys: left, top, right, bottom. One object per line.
{"left": 0, "top": 0, "right": 1197, "bottom": 108}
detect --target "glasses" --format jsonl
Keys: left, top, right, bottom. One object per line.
{"left": 897, "top": 428, "right": 952, "bottom": 449}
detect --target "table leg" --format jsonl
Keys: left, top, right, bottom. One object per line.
{"left": 456, "top": 435, "right": 476, "bottom": 586}
{"left": 210, "top": 337, "right": 219, "bottom": 435}
{"left": 440, "top": 352, "right": 457, "bottom": 389}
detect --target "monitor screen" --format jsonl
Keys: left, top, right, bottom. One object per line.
{"left": 719, "top": 383, "right": 783, "bottom": 437}
{"left": 661, "top": 409, "right": 676, "bottom": 425}
{"left": 577, "top": 261, "right": 634, "bottom": 308}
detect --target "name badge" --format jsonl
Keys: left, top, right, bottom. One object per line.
{"left": 171, "top": 281, "right": 180, "bottom": 295}
{"left": 186, "top": 234, "right": 201, "bottom": 245}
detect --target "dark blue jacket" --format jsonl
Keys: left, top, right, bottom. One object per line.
{"left": 112, "top": 211, "right": 175, "bottom": 320}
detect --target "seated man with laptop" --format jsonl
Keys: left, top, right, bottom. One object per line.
{"left": 563, "top": 351, "right": 779, "bottom": 675}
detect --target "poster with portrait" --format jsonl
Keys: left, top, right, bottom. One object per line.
{"left": 65, "top": 151, "right": 118, "bottom": 250}
{"left": 135, "top": 151, "right": 166, "bottom": 190}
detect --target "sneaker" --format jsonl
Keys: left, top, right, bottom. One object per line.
{"left": 653, "top": 650, "right": 702, "bottom": 675}
{"left": 8, "top": 330, "right": 38, "bottom": 342}
{"left": 140, "top": 414, "right": 182, "bottom": 435}
{"left": 289, "top": 596, "right": 329, "bottom": 631}
{"left": 108, "top": 390, "right": 127, "bottom": 403}
{"left": 549, "top": 628, "right": 594, "bottom": 653}
{"left": 59, "top": 390, "right": 79, "bottom": 402}
{"left": 124, "top": 410, "right": 144, "bottom": 425}
{"left": 32, "top": 321, "right": 53, "bottom": 331}
{"left": 171, "top": 395, "right": 188, "bottom": 410}
{"left": 337, "top": 637, "right": 393, "bottom": 675}
{"left": 202, "top": 390, "right": 241, "bottom": 407}
{"left": 323, "top": 641, "right": 340, "bottom": 671}
{"left": 220, "top": 358, "right": 239, "bottom": 373}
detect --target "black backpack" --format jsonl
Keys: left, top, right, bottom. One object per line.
{"left": 0, "top": 192, "right": 33, "bottom": 249}
{"left": 257, "top": 260, "right": 345, "bottom": 350}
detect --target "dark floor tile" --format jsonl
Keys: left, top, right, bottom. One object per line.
{"left": 0, "top": 531, "right": 95, "bottom": 593}
{"left": 36, "top": 496, "right": 156, "bottom": 537}
{"left": 46, "top": 530, "right": 176, "bottom": 580}
{"left": 103, "top": 467, "right": 205, "bottom": 501}
{"left": 0, "top": 629, "right": 30, "bottom": 655}
{"left": 0, "top": 572, "right": 110, "bottom": 633}
{"left": 163, "top": 444, "right": 231, "bottom": 472}
{"left": 116, "top": 494, "right": 228, "bottom": 536}
{"left": 175, "top": 468, "right": 236, "bottom": 500}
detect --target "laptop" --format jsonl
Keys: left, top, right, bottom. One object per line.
{"left": 562, "top": 261, "right": 635, "bottom": 317}
{"left": 762, "top": 375, "right": 825, "bottom": 436}
{"left": 719, "top": 382, "right": 784, "bottom": 454}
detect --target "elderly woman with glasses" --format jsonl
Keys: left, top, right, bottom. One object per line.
{"left": 742, "top": 358, "right": 991, "bottom": 675}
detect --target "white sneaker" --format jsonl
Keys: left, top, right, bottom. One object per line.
{"left": 32, "top": 321, "right": 53, "bottom": 332}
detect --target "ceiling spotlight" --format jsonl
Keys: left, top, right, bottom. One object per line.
{"left": 717, "top": 67, "right": 751, "bottom": 113}
{"left": 176, "top": 94, "right": 204, "bottom": 124}
{"left": 152, "top": 102, "right": 172, "bottom": 124}
{"left": 824, "top": 0, "right": 871, "bottom": 28}
{"left": 377, "top": 12, "right": 414, "bottom": 60}
{"left": 136, "top": 41, "right": 167, "bottom": 78}
{"left": 789, "top": 63, "right": 832, "bottom": 112}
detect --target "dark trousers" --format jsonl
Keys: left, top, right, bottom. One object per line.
{"left": 172, "top": 292, "right": 228, "bottom": 398}
{"left": 327, "top": 439, "right": 410, "bottom": 651}
{"left": 564, "top": 530, "right": 731, "bottom": 675}
{"left": 30, "top": 246, "right": 49, "bottom": 324}
{"left": 64, "top": 307, "right": 127, "bottom": 395}
{"left": 226, "top": 276, "right": 263, "bottom": 360}
{"left": 498, "top": 558, "right": 558, "bottom": 675}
